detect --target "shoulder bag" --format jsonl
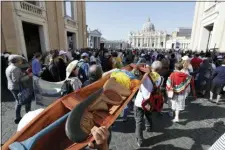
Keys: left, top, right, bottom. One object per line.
{"left": 17, "top": 80, "right": 32, "bottom": 105}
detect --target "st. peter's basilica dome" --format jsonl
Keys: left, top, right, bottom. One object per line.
{"left": 142, "top": 17, "right": 155, "bottom": 32}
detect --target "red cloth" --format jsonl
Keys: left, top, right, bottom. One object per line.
{"left": 168, "top": 72, "right": 191, "bottom": 90}
{"left": 191, "top": 57, "right": 202, "bottom": 69}
{"left": 167, "top": 71, "right": 197, "bottom": 99}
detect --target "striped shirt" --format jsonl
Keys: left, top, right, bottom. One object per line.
{"left": 209, "top": 133, "right": 225, "bottom": 150}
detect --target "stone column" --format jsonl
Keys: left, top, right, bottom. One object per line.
{"left": 149, "top": 37, "right": 152, "bottom": 48}
{"left": 164, "top": 37, "right": 166, "bottom": 49}
{"left": 98, "top": 37, "right": 100, "bottom": 48}
{"left": 143, "top": 38, "right": 145, "bottom": 47}
{"left": 91, "top": 36, "right": 94, "bottom": 48}
{"left": 94, "top": 36, "right": 97, "bottom": 48}
{"left": 154, "top": 39, "right": 157, "bottom": 48}
{"left": 96, "top": 37, "right": 98, "bottom": 48}
{"left": 136, "top": 38, "right": 139, "bottom": 47}
{"left": 146, "top": 37, "right": 148, "bottom": 47}
{"left": 132, "top": 37, "right": 135, "bottom": 47}
{"left": 158, "top": 37, "right": 161, "bottom": 48}
{"left": 144, "top": 38, "right": 146, "bottom": 47}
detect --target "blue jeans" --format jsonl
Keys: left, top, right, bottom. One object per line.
{"left": 122, "top": 102, "right": 133, "bottom": 119}
{"left": 10, "top": 90, "right": 31, "bottom": 119}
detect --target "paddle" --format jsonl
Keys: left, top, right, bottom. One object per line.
{"left": 9, "top": 88, "right": 103, "bottom": 150}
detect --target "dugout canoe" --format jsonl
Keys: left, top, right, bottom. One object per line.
{"left": 2, "top": 64, "right": 149, "bottom": 150}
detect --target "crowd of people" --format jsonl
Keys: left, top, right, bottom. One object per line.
{"left": 1, "top": 48, "right": 225, "bottom": 149}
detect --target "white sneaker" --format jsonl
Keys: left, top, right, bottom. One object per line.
{"left": 172, "top": 118, "right": 179, "bottom": 122}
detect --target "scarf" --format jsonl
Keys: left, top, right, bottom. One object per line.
{"left": 149, "top": 72, "right": 161, "bottom": 83}
{"left": 166, "top": 71, "right": 195, "bottom": 96}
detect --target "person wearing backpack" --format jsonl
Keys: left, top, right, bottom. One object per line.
{"left": 61, "top": 60, "right": 82, "bottom": 96}
{"left": 76, "top": 53, "right": 90, "bottom": 83}
{"left": 134, "top": 61, "right": 163, "bottom": 147}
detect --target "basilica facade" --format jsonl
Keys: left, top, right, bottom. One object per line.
{"left": 128, "top": 18, "right": 169, "bottom": 49}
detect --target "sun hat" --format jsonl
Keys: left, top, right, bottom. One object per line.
{"left": 182, "top": 55, "right": 190, "bottom": 61}
{"left": 141, "top": 53, "right": 145, "bottom": 57}
{"left": 59, "top": 50, "right": 67, "bottom": 56}
{"left": 66, "top": 60, "right": 79, "bottom": 78}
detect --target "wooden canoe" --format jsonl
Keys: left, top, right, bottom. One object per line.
{"left": 2, "top": 64, "right": 149, "bottom": 150}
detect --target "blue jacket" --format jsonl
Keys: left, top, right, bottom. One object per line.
{"left": 32, "top": 58, "right": 42, "bottom": 76}
{"left": 212, "top": 65, "right": 225, "bottom": 85}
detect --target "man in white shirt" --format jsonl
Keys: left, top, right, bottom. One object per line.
{"left": 134, "top": 61, "right": 162, "bottom": 147}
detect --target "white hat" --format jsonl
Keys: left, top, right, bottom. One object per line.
{"left": 182, "top": 55, "right": 190, "bottom": 61}
{"left": 90, "top": 56, "right": 96, "bottom": 62}
{"left": 4, "top": 53, "right": 10, "bottom": 58}
{"left": 81, "top": 52, "right": 89, "bottom": 57}
{"left": 66, "top": 60, "right": 78, "bottom": 78}
{"left": 8, "top": 54, "right": 24, "bottom": 62}
{"left": 59, "top": 50, "right": 67, "bottom": 55}
{"left": 217, "top": 55, "right": 223, "bottom": 59}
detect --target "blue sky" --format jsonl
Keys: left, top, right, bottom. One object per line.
{"left": 86, "top": 2, "right": 195, "bottom": 40}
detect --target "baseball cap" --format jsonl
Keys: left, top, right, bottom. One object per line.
{"left": 81, "top": 52, "right": 89, "bottom": 57}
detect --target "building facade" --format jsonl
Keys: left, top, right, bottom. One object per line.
{"left": 87, "top": 29, "right": 102, "bottom": 48}
{"left": 190, "top": 1, "right": 225, "bottom": 52}
{"left": 166, "top": 28, "right": 192, "bottom": 50}
{"left": 1, "top": 1, "right": 87, "bottom": 60}
{"left": 100, "top": 38, "right": 130, "bottom": 49}
{"left": 128, "top": 18, "right": 168, "bottom": 49}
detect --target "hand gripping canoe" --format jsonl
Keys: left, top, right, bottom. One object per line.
{"left": 65, "top": 88, "right": 103, "bottom": 142}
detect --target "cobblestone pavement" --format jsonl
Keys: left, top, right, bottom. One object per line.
{"left": 1, "top": 87, "right": 225, "bottom": 149}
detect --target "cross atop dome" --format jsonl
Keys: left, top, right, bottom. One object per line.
{"left": 147, "top": 17, "right": 150, "bottom": 22}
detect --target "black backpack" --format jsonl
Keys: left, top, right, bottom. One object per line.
{"left": 61, "top": 80, "right": 74, "bottom": 97}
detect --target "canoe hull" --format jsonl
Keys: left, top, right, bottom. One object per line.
{"left": 2, "top": 64, "right": 149, "bottom": 150}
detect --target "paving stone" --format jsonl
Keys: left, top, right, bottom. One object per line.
{"left": 1, "top": 88, "right": 225, "bottom": 150}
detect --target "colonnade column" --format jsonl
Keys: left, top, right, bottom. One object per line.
{"left": 158, "top": 37, "right": 161, "bottom": 48}
{"left": 149, "top": 38, "right": 151, "bottom": 48}
{"left": 136, "top": 38, "right": 138, "bottom": 47}
{"left": 147, "top": 38, "right": 149, "bottom": 47}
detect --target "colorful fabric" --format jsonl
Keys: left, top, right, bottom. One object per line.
{"left": 166, "top": 71, "right": 192, "bottom": 94}
{"left": 112, "top": 57, "right": 123, "bottom": 69}
{"left": 149, "top": 72, "right": 161, "bottom": 85}
{"left": 120, "top": 69, "right": 137, "bottom": 79}
{"left": 111, "top": 71, "right": 131, "bottom": 89}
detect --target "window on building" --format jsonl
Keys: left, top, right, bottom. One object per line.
{"left": 65, "top": 1, "right": 73, "bottom": 18}
{"left": 26, "top": 1, "right": 37, "bottom": 5}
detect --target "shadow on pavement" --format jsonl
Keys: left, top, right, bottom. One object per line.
{"left": 143, "top": 98, "right": 225, "bottom": 149}
{"left": 111, "top": 96, "right": 225, "bottom": 149}
{"left": 137, "top": 144, "right": 188, "bottom": 150}
{"left": 112, "top": 116, "right": 136, "bottom": 133}
{"left": 1, "top": 86, "right": 14, "bottom": 102}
